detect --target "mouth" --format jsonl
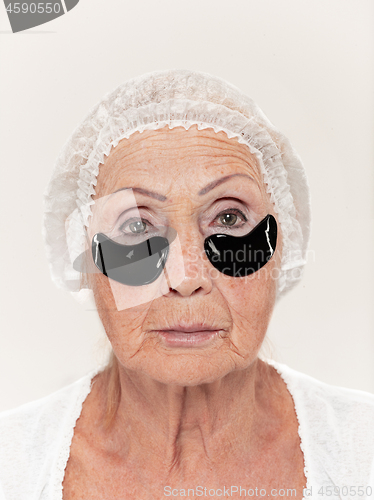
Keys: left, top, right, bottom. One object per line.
{"left": 153, "top": 324, "right": 224, "bottom": 347}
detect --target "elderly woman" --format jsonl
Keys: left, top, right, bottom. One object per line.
{"left": 0, "top": 70, "right": 373, "bottom": 500}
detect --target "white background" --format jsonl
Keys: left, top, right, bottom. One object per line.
{"left": 0, "top": 0, "right": 373, "bottom": 411}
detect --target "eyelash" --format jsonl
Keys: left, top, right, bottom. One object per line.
{"left": 118, "top": 217, "right": 153, "bottom": 236}
{"left": 214, "top": 208, "right": 247, "bottom": 226}
{"left": 118, "top": 208, "right": 248, "bottom": 236}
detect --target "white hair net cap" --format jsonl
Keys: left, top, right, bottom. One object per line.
{"left": 42, "top": 69, "right": 311, "bottom": 307}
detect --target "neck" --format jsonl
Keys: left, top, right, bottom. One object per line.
{"left": 93, "top": 357, "right": 280, "bottom": 480}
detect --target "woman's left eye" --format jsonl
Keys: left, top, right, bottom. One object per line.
{"left": 215, "top": 209, "right": 247, "bottom": 227}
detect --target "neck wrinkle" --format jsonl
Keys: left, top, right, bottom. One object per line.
{"left": 98, "top": 356, "right": 277, "bottom": 477}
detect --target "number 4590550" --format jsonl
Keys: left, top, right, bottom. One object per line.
{"left": 6, "top": 3, "right": 62, "bottom": 14}
{"left": 318, "top": 486, "right": 373, "bottom": 496}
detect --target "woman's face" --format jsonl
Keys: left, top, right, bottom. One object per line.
{"left": 88, "top": 126, "right": 282, "bottom": 385}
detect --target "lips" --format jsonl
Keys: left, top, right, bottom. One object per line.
{"left": 154, "top": 323, "right": 224, "bottom": 347}
{"left": 159, "top": 324, "right": 221, "bottom": 333}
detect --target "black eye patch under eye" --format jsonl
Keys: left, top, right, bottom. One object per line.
{"left": 89, "top": 215, "right": 277, "bottom": 287}
{"left": 91, "top": 233, "right": 171, "bottom": 286}
{"left": 204, "top": 214, "right": 277, "bottom": 277}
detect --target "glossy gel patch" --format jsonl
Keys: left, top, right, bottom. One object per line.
{"left": 204, "top": 214, "right": 277, "bottom": 277}
{"left": 92, "top": 233, "right": 171, "bottom": 286}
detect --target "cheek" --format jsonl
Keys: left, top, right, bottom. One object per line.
{"left": 217, "top": 260, "right": 277, "bottom": 346}
{"left": 106, "top": 277, "right": 170, "bottom": 312}
{"left": 91, "top": 274, "right": 148, "bottom": 351}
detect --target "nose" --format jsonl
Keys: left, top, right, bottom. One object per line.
{"left": 165, "top": 228, "right": 213, "bottom": 297}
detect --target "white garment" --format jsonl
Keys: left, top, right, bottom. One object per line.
{"left": 0, "top": 361, "right": 373, "bottom": 500}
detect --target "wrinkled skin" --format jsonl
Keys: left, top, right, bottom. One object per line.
{"left": 62, "top": 126, "right": 306, "bottom": 499}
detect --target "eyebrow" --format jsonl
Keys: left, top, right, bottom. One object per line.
{"left": 110, "top": 187, "right": 167, "bottom": 202}
{"left": 111, "top": 173, "right": 255, "bottom": 201}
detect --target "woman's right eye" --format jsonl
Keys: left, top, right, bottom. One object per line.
{"left": 129, "top": 220, "right": 147, "bottom": 233}
{"left": 119, "top": 218, "right": 150, "bottom": 235}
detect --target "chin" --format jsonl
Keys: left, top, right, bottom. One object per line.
{"left": 126, "top": 348, "right": 254, "bottom": 387}
{"left": 147, "top": 360, "right": 232, "bottom": 386}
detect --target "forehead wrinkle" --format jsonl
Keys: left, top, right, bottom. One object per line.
{"left": 109, "top": 141, "right": 260, "bottom": 177}
{"left": 109, "top": 156, "right": 262, "bottom": 198}
{"left": 107, "top": 126, "right": 254, "bottom": 161}
{"left": 98, "top": 127, "right": 264, "bottom": 197}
